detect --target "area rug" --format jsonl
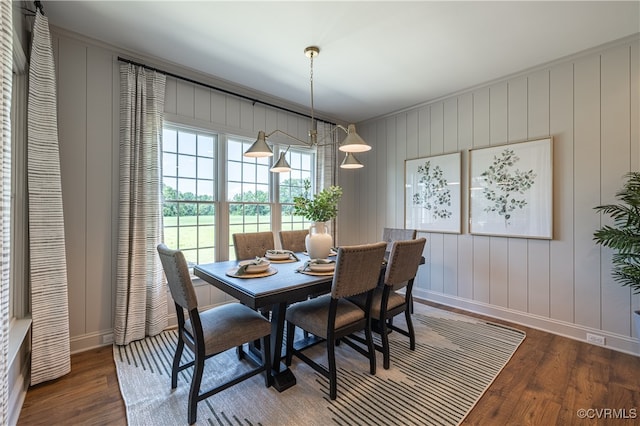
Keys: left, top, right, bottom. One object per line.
{"left": 114, "top": 304, "right": 525, "bottom": 425}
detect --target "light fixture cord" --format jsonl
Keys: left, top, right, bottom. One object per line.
{"left": 309, "top": 52, "right": 316, "bottom": 145}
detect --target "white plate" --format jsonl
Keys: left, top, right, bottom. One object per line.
{"left": 238, "top": 259, "right": 271, "bottom": 273}
{"left": 265, "top": 252, "right": 291, "bottom": 261}
{"left": 308, "top": 262, "right": 335, "bottom": 272}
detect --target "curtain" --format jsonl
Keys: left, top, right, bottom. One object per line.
{"left": 0, "top": 0, "right": 11, "bottom": 420}
{"left": 315, "top": 121, "right": 338, "bottom": 239}
{"left": 114, "top": 63, "right": 167, "bottom": 346}
{"left": 27, "top": 9, "right": 71, "bottom": 385}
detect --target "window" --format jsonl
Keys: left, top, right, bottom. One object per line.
{"left": 279, "top": 150, "right": 313, "bottom": 231}
{"left": 227, "top": 138, "right": 272, "bottom": 259}
{"left": 162, "top": 124, "right": 315, "bottom": 263}
{"left": 162, "top": 126, "right": 216, "bottom": 266}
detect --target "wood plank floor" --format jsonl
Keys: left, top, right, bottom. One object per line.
{"left": 17, "top": 301, "right": 640, "bottom": 425}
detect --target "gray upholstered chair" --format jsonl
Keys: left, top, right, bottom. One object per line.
{"left": 278, "top": 229, "right": 308, "bottom": 253}
{"left": 382, "top": 227, "right": 418, "bottom": 313}
{"left": 232, "top": 231, "right": 275, "bottom": 260}
{"left": 382, "top": 227, "right": 417, "bottom": 251}
{"left": 349, "top": 237, "right": 426, "bottom": 369}
{"left": 157, "top": 244, "right": 272, "bottom": 425}
{"left": 285, "top": 242, "right": 387, "bottom": 400}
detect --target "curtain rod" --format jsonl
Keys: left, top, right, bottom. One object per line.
{"left": 117, "top": 56, "right": 335, "bottom": 126}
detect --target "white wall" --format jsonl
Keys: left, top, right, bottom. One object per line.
{"left": 48, "top": 25, "right": 639, "bottom": 355}
{"left": 337, "top": 35, "right": 640, "bottom": 355}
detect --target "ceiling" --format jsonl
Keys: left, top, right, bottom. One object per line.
{"left": 40, "top": 1, "right": 639, "bottom": 123}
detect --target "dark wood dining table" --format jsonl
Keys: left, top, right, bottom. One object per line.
{"left": 193, "top": 253, "right": 334, "bottom": 392}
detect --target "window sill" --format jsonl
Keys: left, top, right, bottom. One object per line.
{"left": 9, "top": 316, "right": 31, "bottom": 367}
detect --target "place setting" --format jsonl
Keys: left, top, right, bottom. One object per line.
{"left": 296, "top": 258, "right": 336, "bottom": 276}
{"left": 264, "top": 249, "right": 300, "bottom": 263}
{"left": 225, "top": 257, "right": 277, "bottom": 278}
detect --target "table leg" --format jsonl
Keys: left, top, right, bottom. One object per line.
{"left": 270, "top": 302, "right": 296, "bottom": 392}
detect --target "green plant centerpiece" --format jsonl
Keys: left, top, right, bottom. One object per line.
{"left": 293, "top": 179, "right": 343, "bottom": 259}
{"left": 593, "top": 172, "right": 640, "bottom": 295}
{"left": 293, "top": 179, "right": 343, "bottom": 222}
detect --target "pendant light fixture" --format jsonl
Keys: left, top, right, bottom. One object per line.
{"left": 244, "top": 46, "right": 371, "bottom": 172}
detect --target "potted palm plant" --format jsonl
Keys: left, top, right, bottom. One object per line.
{"left": 293, "top": 179, "right": 343, "bottom": 259}
{"left": 593, "top": 172, "right": 640, "bottom": 333}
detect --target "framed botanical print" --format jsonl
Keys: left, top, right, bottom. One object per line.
{"left": 469, "top": 137, "right": 553, "bottom": 239}
{"left": 405, "top": 152, "right": 461, "bottom": 233}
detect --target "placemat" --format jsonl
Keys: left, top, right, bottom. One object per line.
{"left": 297, "top": 269, "right": 334, "bottom": 276}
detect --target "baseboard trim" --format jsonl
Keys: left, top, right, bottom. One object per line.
{"left": 415, "top": 289, "right": 640, "bottom": 357}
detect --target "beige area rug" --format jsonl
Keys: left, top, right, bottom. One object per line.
{"left": 114, "top": 304, "right": 525, "bottom": 425}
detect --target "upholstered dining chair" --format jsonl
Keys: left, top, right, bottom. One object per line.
{"left": 349, "top": 237, "right": 426, "bottom": 369}
{"left": 157, "top": 244, "right": 272, "bottom": 425}
{"left": 278, "top": 229, "right": 308, "bottom": 253}
{"left": 232, "top": 231, "right": 275, "bottom": 260}
{"left": 382, "top": 227, "right": 417, "bottom": 251}
{"left": 382, "top": 227, "right": 418, "bottom": 313}
{"left": 284, "top": 241, "right": 387, "bottom": 400}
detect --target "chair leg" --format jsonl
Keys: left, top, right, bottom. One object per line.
{"left": 327, "top": 338, "right": 337, "bottom": 400}
{"left": 236, "top": 345, "right": 245, "bottom": 360}
{"left": 405, "top": 308, "right": 416, "bottom": 351}
{"left": 380, "top": 316, "right": 391, "bottom": 370}
{"left": 188, "top": 354, "right": 205, "bottom": 425}
{"left": 285, "top": 322, "right": 295, "bottom": 366}
{"left": 172, "top": 337, "right": 185, "bottom": 389}
{"left": 365, "top": 323, "right": 376, "bottom": 375}
{"left": 261, "top": 334, "right": 272, "bottom": 387}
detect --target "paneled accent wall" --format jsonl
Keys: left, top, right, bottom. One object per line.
{"left": 337, "top": 35, "right": 640, "bottom": 354}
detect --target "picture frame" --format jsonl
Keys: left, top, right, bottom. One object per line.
{"left": 469, "top": 137, "right": 553, "bottom": 239}
{"left": 405, "top": 152, "right": 461, "bottom": 233}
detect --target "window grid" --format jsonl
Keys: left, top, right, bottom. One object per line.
{"left": 162, "top": 127, "right": 216, "bottom": 266}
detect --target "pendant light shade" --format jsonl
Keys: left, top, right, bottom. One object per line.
{"left": 340, "top": 152, "right": 363, "bottom": 169}
{"left": 244, "top": 131, "right": 273, "bottom": 157}
{"left": 244, "top": 45, "right": 372, "bottom": 172}
{"left": 270, "top": 152, "right": 292, "bottom": 173}
{"left": 339, "top": 124, "right": 370, "bottom": 153}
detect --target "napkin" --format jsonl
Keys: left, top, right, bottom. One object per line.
{"left": 266, "top": 249, "right": 299, "bottom": 261}
{"left": 236, "top": 257, "right": 266, "bottom": 275}
{"left": 299, "top": 258, "right": 335, "bottom": 272}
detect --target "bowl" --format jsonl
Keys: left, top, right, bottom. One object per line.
{"left": 265, "top": 251, "right": 291, "bottom": 261}
{"left": 308, "top": 262, "right": 335, "bottom": 272}
{"left": 238, "top": 259, "right": 271, "bottom": 274}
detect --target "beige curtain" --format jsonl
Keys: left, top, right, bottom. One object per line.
{"left": 27, "top": 9, "right": 71, "bottom": 385}
{"left": 315, "top": 121, "right": 338, "bottom": 239}
{"left": 0, "top": 0, "right": 11, "bottom": 420}
{"left": 114, "top": 63, "right": 167, "bottom": 345}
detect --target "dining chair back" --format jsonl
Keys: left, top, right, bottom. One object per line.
{"left": 232, "top": 231, "right": 275, "bottom": 260}
{"left": 284, "top": 241, "right": 387, "bottom": 400}
{"left": 278, "top": 229, "right": 308, "bottom": 253}
{"left": 382, "top": 227, "right": 417, "bottom": 251}
{"left": 349, "top": 237, "right": 426, "bottom": 369}
{"left": 157, "top": 243, "right": 272, "bottom": 424}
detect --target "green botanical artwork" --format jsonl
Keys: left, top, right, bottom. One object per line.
{"left": 481, "top": 148, "right": 536, "bottom": 225}
{"left": 412, "top": 160, "right": 452, "bottom": 219}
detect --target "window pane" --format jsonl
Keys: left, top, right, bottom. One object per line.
{"left": 179, "top": 131, "right": 197, "bottom": 155}
{"left": 197, "top": 157, "right": 214, "bottom": 180}
{"left": 163, "top": 128, "right": 177, "bottom": 152}
{"left": 198, "top": 135, "right": 215, "bottom": 158}
{"left": 178, "top": 154, "right": 196, "bottom": 178}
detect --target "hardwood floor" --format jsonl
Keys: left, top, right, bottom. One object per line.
{"left": 17, "top": 301, "right": 640, "bottom": 425}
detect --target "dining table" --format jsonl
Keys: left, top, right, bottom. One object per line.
{"left": 193, "top": 250, "right": 424, "bottom": 392}
{"left": 193, "top": 252, "right": 335, "bottom": 392}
